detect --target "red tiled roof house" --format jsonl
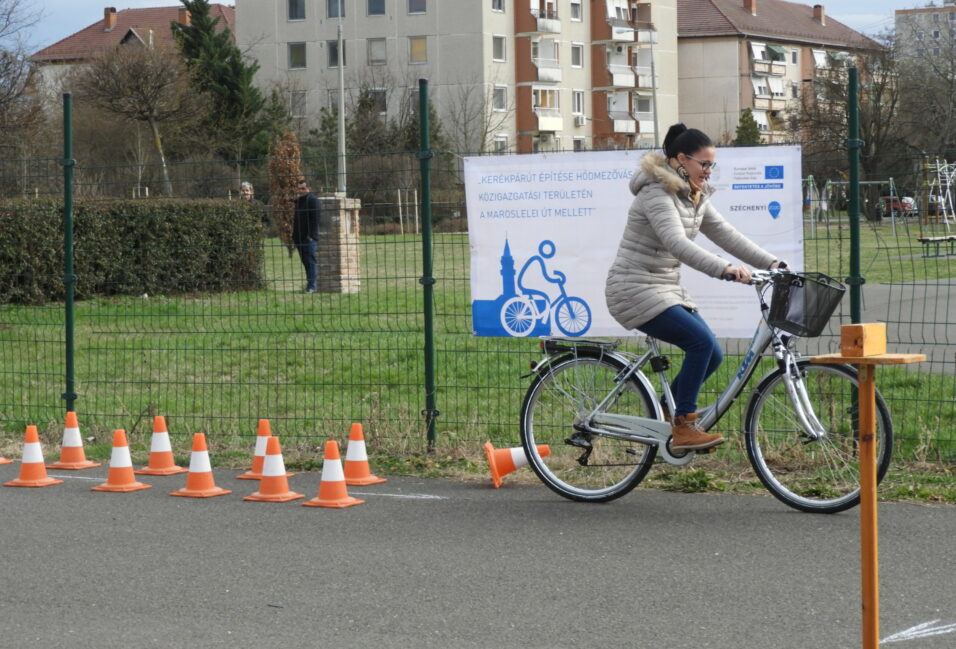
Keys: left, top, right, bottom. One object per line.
{"left": 677, "top": 0, "right": 875, "bottom": 143}
{"left": 30, "top": 5, "right": 235, "bottom": 92}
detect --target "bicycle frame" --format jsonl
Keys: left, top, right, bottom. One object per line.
{"left": 537, "top": 280, "right": 831, "bottom": 465}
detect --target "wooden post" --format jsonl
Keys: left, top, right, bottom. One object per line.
{"left": 812, "top": 324, "right": 924, "bottom": 649}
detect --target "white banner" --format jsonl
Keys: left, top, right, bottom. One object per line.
{"left": 465, "top": 147, "right": 802, "bottom": 338}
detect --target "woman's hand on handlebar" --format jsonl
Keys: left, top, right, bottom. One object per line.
{"left": 722, "top": 264, "right": 752, "bottom": 284}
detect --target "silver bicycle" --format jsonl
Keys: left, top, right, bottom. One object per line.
{"left": 519, "top": 269, "right": 893, "bottom": 514}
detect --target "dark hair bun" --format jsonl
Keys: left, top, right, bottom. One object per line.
{"left": 662, "top": 123, "right": 687, "bottom": 151}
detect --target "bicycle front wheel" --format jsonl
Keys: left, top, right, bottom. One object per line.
{"left": 553, "top": 297, "right": 592, "bottom": 337}
{"left": 744, "top": 362, "right": 893, "bottom": 514}
{"left": 520, "top": 354, "right": 658, "bottom": 503}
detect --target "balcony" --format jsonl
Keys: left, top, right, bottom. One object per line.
{"left": 609, "top": 63, "right": 635, "bottom": 88}
{"left": 609, "top": 110, "right": 636, "bottom": 134}
{"left": 635, "top": 21, "right": 658, "bottom": 44}
{"left": 531, "top": 7, "right": 561, "bottom": 34}
{"left": 533, "top": 57, "right": 561, "bottom": 83}
{"left": 534, "top": 107, "right": 563, "bottom": 132}
{"left": 634, "top": 66, "right": 658, "bottom": 90}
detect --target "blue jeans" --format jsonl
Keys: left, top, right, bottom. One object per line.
{"left": 296, "top": 240, "right": 317, "bottom": 291}
{"left": 637, "top": 305, "right": 723, "bottom": 417}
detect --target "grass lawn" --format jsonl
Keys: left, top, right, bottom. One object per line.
{"left": 1, "top": 232, "right": 955, "bottom": 505}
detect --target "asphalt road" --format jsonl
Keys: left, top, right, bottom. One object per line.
{"left": 1, "top": 462, "right": 954, "bottom": 649}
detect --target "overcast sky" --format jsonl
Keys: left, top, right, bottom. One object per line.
{"left": 24, "top": 1, "right": 918, "bottom": 52}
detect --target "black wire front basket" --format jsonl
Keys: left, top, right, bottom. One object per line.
{"left": 767, "top": 272, "right": 846, "bottom": 337}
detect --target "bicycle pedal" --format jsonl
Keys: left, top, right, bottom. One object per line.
{"left": 695, "top": 446, "right": 718, "bottom": 455}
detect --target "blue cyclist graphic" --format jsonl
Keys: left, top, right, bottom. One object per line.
{"left": 499, "top": 239, "right": 592, "bottom": 337}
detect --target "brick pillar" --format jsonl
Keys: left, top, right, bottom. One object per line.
{"left": 317, "top": 193, "right": 361, "bottom": 294}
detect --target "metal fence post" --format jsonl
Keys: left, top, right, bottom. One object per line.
{"left": 418, "top": 78, "right": 438, "bottom": 449}
{"left": 61, "top": 93, "right": 77, "bottom": 412}
{"left": 846, "top": 67, "right": 863, "bottom": 324}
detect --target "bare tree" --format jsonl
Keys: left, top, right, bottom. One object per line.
{"left": 441, "top": 72, "right": 514, "bottom": 154}
{"left": 75, "top": 43, "right": 208, "bottom": 195}
{"left": 0, "top": 0, "right": 40, "bottom": 136}
{"left": 794, "top": 33, "right": 904, "bottom": 182}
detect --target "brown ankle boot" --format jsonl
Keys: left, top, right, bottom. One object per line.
{"left": 670, "top": 413, "right": 724, "bottom": 451}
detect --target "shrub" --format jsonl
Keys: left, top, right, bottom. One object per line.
{"left": 0, "top": 198, "right": 264, "bottom": 305}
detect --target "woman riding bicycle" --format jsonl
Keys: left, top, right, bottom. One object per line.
{"left": 605, "top": 123, "right": 785, "bottom": 451}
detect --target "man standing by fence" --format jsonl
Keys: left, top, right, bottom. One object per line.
{"left": 294, "top": 178, "right": 321, "bottom": 294}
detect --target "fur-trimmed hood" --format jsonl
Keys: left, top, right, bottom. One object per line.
{"left": 629, "top": 152, "right": 714, "bottom": 199}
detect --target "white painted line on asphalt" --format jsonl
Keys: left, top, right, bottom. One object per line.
{"left": 349, "top": 491, "right": 447, "bottom": 500}
{"left": 881, "top": 619, "right": 956, "bottom": 644}
{"left": 47, "top": 473, "right": 105, "bottom": 481}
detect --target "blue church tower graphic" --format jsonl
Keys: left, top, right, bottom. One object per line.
{"left": 472, "top": 238, "right": 590, "bottom": 337}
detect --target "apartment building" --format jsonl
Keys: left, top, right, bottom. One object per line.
{"left": 236, "top": 0, "right": 679, "bottom": 152}
{"left": 677, "top": 0, "right": 874, "bottom": 143}
{"left": 895, "top": 1, "right": 956, "bottom": 60}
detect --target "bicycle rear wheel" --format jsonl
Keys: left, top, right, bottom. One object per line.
{"left": 744, "top": 361, "right": 893, "bottom": 514}
{"left": 520, "top": 354, "right": 658, "bottom": 502}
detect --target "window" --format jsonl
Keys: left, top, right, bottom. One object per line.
{"left": 492, "top": 35, "right": 506, "bottom": 61}
{"left": 368, "top": 0, "right": 385, "bottom": 15}
{"left": 750, "top": 42, "right": 767, "bottom": 61}
{"left": 791, "top": 49, "right": 798, "bottom": 65}
{"left": 289, "top": 90, "right": 307, "bottom": 117}
{"left": 573, "top": 137, "right": 585, "bottom": 152}
{"left": 409, "top": 36, "right": 427, "bottom": 63}
{"left": 811, "top": 49, "right": 827, "bottom": 68}
{"left": 571, "top": 43, "right": 583, "bottom": 68}
{"left": 570, "top": 1, "right": 582, "bottom": 20}
{"left": 791, "top": 82, "right": 799, "bottom": 99}
{"left": 492, "top": 86, "right": 507, "bottom": 111}
{"left": 768, "top": 76, "right": 785, "bottom": 97}
{"left": 327, "top": 40, "right": 346, "bottom": 67}
{"left": 409, "top": 0, "right": 426, "bottom": 14}
{"left": 493, "top": 135, "right": 508, "bottom": 153}
{"left": 751, "top": 109, "right": 769, "bottom": 132}
{"left": 571, "top": 89, "right": 584, "bottom": 114}
{"left": 934, "top": 30, "right": 942, "bottom": 40}
{"left": 288, "top": 42, "right": 306, "bottom": 69}
{"left": 369, "top": 89, "right": 387, "bottom": 114}
{"left": 951, "top": 12, "right": 956, "bottom": 21}
{"left": 328, "top": 89, "right": 339, "bottom": 110}
{"left": 751, "top": 76, "right": 770, "bottom": 96}
{"left": 934, "top": 47, "right": 941, "bottom": 55}
{"left": 635, "top": 97, "right": 651, "bottom": 114}
{"left": 532, "top": 87, "right": 559, "bottom": 109}
{"left": 492, "top": 0, "right": 504, "bottom": 11}
{"left": 368, "top": 38, "right": 386, "bottom": 65}
{"left": 328, "top": 0, "right": 344, "bottom": 18}
{"left": 916, "top": 30, "right": 925, "bottom": 39}
{"left": 288, "top": 0, "right": 305, "bottom": 20}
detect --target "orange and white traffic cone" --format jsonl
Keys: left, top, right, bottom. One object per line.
{"left": 343, "top": 423, "right": 387, "bottom": 486}
{"left": 91, "top": 430, "right": 151, "bottom": 493}
{"left": 47, "top": 412, "right": 100, "bottom": 470}
{"left": 171, "top": 433, "right": 231, "bottom": 498}
{"left": 484, "top": 442, "right": 550, "bottom": 489}
{"left": 237, "top": 419, "right": 291, "bottom": 480}
{"left": 135, "top": 415, "right": 187, "bottom": 476}
{"left": 303, "top": 440, "right": 364, "bottom": 509}
{"left": 243, "top": 436, "right": 303, "bottom": 502}
{"left": 0, "top": 455, "right": 11, "bottom": 465}
{"left": 4, "top": 426, "right": 63, "bottom": 488}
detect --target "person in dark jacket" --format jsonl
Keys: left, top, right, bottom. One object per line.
{"left": 293, "top": 178, "right": 321, "bottom": 293}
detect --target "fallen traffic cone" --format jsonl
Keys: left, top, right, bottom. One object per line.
{"left": 135, "top": 415, "right": 187, "bottom": 476}
{"left": 303, "top": 440, "right": 364, "bottom": 509}
{"left": 4, "top": 426, "right": 63, "bottom": 487}
{"left": 343, "top": 423, "right": 387, "bottom": 486}
{"left": 47, "top": 411, "right": 100, "bottom": 470}
{"left": 171, "top": 433, "right": 231, "bottom": 498}
{"left": 243, "top": 436, "right": 303, "bottom": 502}
{"left": 237, "top": 419, "right": 291, "bottom": 480}
{"left": 484, "top": 442, "right": 550, "bottom": 489}
{"left": 91, "top": 430, "right": 151, "bottom": 493}
{"left": 0, "top": 455, "right": 11, "bottom": 465}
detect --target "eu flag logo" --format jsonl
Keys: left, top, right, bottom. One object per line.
{"left": 765, "top": 166, "right": 784, "bottom": 180}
